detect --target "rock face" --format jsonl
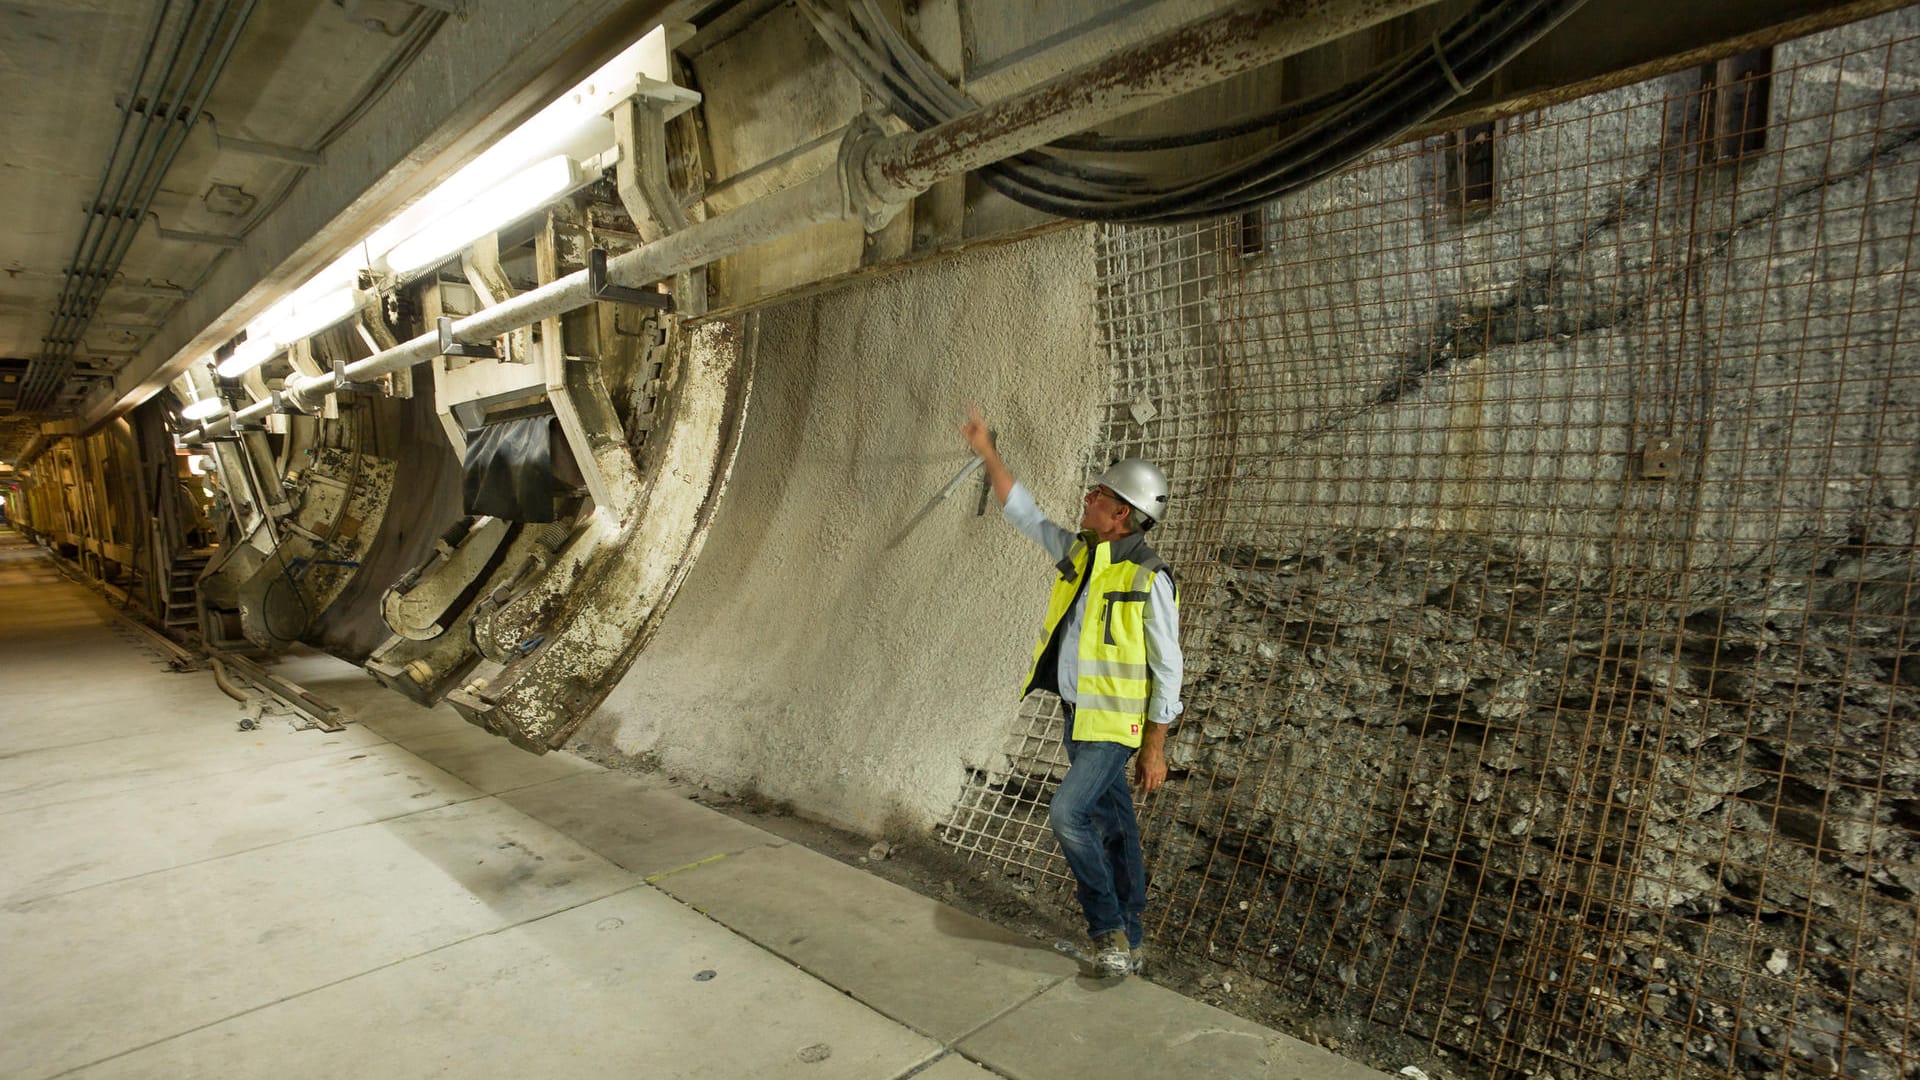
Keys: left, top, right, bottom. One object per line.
{"left": 1154, "top": 528, "right": 1918, "bottom": 1077}
{"left": 960, "top": 12, "right": 1920, "bottom": 1080}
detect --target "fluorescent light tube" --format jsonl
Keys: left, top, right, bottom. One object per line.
{"left": 269, "top": 287, "right": 361, "bottom": 345}
{"left": 361, "top": 29, "right": 675, "bottom": 259}
{"left": 384, "top": 156, "right": 578, "bottom": 274}
{"left": 181, "top": 397, "right": 226, "bottom": 420}
{"left": 213, "top": 286, "right": 360, "bottom": 380}
{"left": 217, "top": 333, "right": 280, "bottom": 378}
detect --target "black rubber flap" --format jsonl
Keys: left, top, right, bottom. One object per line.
{"left": 462, "top": 416, "right": 555, "bottom": 522}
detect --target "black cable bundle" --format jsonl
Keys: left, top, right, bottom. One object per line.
{"left": 800, "top": 0, "right": 1590, "bottom": 224}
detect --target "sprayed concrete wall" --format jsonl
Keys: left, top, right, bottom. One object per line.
{"left": 579, "top": 226, "right": 1104, "bottom": 834}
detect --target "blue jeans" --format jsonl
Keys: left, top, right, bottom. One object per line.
{"left": 1048, "top": 705, "right": 1146, "bottom": 948}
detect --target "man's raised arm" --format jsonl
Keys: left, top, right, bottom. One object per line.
{"left": 962, "top": 405, "right": 1073, "bottom": 561}
{"left": 960, "top": 404, "right": 1015, "bottom": 507}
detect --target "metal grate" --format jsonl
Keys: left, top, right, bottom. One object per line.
{"left": 941, "top": 10, "right": 1920, "bottom": 1079}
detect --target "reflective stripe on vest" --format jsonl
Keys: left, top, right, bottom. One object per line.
{"left": 1022, "top": 531, "right": 1176, "bottom": 748}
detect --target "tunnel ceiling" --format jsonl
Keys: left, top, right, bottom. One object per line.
{"left": 1, "top": 0, "right": 1901, "bottom": 463}
{"left": 0, "top": 0, "right": 457, "bottom": 452}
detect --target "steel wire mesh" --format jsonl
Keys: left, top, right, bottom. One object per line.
{"left": 941, "top": 9, "right": 1920, "bottom": 1079}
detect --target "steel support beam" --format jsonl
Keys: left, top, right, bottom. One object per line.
{"left": 861, "top": 0, "right": 1437, "bottom": 197}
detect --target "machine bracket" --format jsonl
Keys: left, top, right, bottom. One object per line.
{"left": 589, "top": 249, "right": 674, "bottom": 311}
{"left": 331, "top": 357, "right": 382, "bottom": 395}
{"left": 438, "top": 316, "right": 501, "bottom": 359}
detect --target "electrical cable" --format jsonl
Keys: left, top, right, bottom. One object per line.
{"left": 1121, "top": 0, "right": 1583, "bottom": 221}
{"left": 262, "top": 529, "right": 312, "bottom": 643}
{"left": 799, "top": 0, "right": 1157, "bottom": 198}
{"left": 805, "top": 0, "right": 1589, "bottom": 224}
{"left": 927, "top": 0, "right": 1559, "bottom": 217}
{"left": 849, "top": 0, "right": 1159, "bottom": 189}
{"left": 845, "top": 0, "right": 1368, "bottom": 155}
{"left": 1056, "top": 0, "right": 1561, "bottom": 217}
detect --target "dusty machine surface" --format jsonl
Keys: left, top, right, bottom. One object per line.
{"left": 191, "top": 197, "right": 758, "bottom": 750}
{"left": 144, "top": 26, "right": 762, "bottom": 753}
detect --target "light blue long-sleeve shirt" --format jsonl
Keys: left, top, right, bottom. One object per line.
{"left": 1001, "top": 481, "right": 1183, "bottom": 727}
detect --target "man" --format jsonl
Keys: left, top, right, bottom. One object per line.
{"left": 960, "top": 405, "right": 1182, "bottom": 978}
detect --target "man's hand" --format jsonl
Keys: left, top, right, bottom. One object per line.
{"left": 960, "top": 404, "right": 994, "bottom": 458}
{"left": 1134, "top": 722, "right": 1169, "bottom": 796}
{"left": 1134, "top": 747, "right": 1167, "bottom": 796}
{"left": 961, "top": 404, "right": 1014, "bottom": 507}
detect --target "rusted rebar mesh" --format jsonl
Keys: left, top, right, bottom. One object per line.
{"left": 942, "top": 9, "right": 1920, "bottom": 1079}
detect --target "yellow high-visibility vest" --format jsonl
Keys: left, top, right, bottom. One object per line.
{"left": 1022, "top": 529, "right": 1176, "bottom": 748}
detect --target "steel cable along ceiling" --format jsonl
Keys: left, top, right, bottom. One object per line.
{"left": 802, "top": 0, "right": 1590, "bottom": 225}
{"left": 19, "top": 0, "right": 259, "bottom": 414}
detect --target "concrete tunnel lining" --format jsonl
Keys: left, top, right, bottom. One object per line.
{"left": 580, "top": 226, "right": 1105, "bottom": 834}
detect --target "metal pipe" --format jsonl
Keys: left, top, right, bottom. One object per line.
{"left": 107, "top": 3, "right": 259, "bottom": 281}
{"left": 26, "top": 0, "right": 199, "bottom": 411}
{"left": 51, "top": 1, "right": 211, "bottom": 337}
{"left": 71, "top": 1, "right": 251, "bottom": 329}
{"left": 27, "top": 0, "right": 257, "bottom": 411}
{"left": 85, "top": 0, "right": 247, "bottom": 297}
{"left": 202, "top": 161, "right": 852, "bottom": 434}
{"left": 209, "top": 655, "right": 249, "bottom": 702}
{"left": 193, "top": 0, "right": 1438, "bottom": 439}
{"left": 55, "top": 0, "right": 178, "bottom": 320}
{"left": 53, "top": 1, "right": 198, "bottom": 322}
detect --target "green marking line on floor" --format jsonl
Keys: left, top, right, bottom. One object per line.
{"left": 644, "top": 853, "right": 729, "bottom": 883}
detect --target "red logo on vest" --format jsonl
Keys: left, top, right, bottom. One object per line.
{"left": 1130, "top": 724, "right": 1140, "bottom": 734}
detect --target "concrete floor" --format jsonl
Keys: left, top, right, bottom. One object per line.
{"left": 0, "top": 532, "right": 1388, "bottom": 1080}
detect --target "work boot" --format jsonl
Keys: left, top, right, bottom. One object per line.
{"left": 1093, "top": 931, "right": 1137, "bottom": 978}
{"left": 1130, "top": 944, "right": 1148, "bottom": 977}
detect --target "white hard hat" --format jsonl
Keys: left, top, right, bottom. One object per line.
{"left": 1096, "top": 458, "right": 1169, "bottom": 528}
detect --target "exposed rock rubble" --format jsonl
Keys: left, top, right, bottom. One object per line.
{"left": 1150, "top": 529, "right": 1918, "bottom": 1077}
